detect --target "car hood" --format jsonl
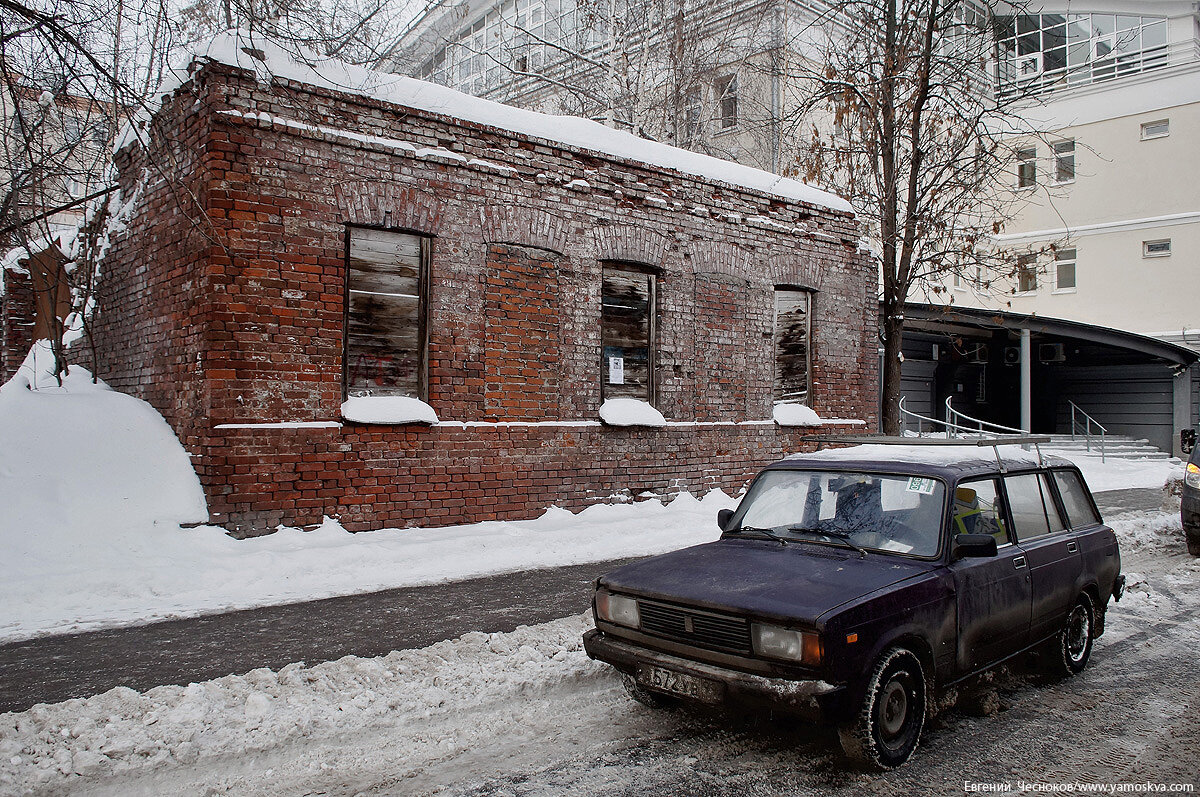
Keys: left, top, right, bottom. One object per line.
{"left": 599, "top": 538, "right": 933, "bottom": 623}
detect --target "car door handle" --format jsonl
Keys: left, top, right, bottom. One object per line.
{"left": 1013, "top": 556, "right": 1027, "bottom": 569}
{"left": 1066, "top": 541, "right": 1078, "bottom": 553}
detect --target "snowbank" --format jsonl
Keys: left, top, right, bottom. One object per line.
{"left": 0, "top": 614, "right": 611, "bottom": 792}
{"left": 340, "top": 395, "right": 438, "bottom": 425}
{"left": 599, "top": 398, "right": 667, "bottom": 427}
{"left": 0, "top": 342, "right": 207, "bottom": 532}
{"left": 120, "top": 30, "right": 851, "bottom": 214}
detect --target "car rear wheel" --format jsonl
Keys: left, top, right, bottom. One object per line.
{"left": 1187, "top": 535, "right": 1200, "bottom": 557}
{"left": 1048, "top": 593, "right": 1095, "bottom": 678}
{"left": 838, "top": 647, "right": 926, "bottom": 770}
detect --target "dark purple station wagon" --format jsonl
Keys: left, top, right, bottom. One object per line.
{"left": 584, "top": 437, "right": 1125, "bottom": 769}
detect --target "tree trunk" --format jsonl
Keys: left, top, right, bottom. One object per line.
{"left": 880, "top": 311, "right": 905, "bottom": 435}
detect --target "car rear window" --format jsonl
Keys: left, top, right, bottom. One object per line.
{"left": 1052, "top": 470, "right": 1101, "bottom": 528}
{"left": 1005, "top": 473, "right": 1066, "bottom": 541}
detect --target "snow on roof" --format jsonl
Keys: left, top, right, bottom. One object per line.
{"left": 788, "top": 443, "right": 1047, "bottom": 468}
{"left": 133, "top": 30, "right": 852, "bottom": 215}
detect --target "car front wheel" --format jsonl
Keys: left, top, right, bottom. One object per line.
{"left": 838, "top": 647, "right": 927, "bottom": 770}
{"left": 1049, "top": 593, "right": 1095, "bottom": 677}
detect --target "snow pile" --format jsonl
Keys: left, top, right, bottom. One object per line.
{"left": 1106, "top": 510, "right": 1190, "bottom": 554}
{"left": 1114, "top": 571, "right": 1161, "bottom": 611}
{"left": 340, "top": 396, "right": 438, "bottom": 425}
{"left": 0, "top": 343, "right": 208, "bottom": 534}
{"left": 0, "top": 490, "right": 734, "bottom": 642}
{"left": 0, "top": 614, "right": 611, "bottom": 792}
{"left": 599, "top": 398, "right": 667, "bottom": 427}
{"left": 122, "top": 31, "right": 850, "bottom": 214}
{"left": 773, "top": 403, "right": 823, "bottom": 427}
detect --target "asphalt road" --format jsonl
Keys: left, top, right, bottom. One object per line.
{"left": 0, "top": 487, "right": 1169, "bottom": 715}
{"left": 0, "top": 557, "right": 639, "bottom": 714}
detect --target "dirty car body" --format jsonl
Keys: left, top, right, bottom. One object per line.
{"left": 583, "top": 443, "right": 1125, "bottom": 769}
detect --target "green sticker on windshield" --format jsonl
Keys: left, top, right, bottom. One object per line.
{"left": 906, "top": 477, "right": 936, "bottom": 495}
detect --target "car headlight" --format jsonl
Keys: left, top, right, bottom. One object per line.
{"left": 594, "top": 590, "right": 640, "bottom": 629}
{"left": 1186, "top": 462, "right": 1200, "bottom": 489}
{"left": 751, "top": 623, "right": 822, "bottom": 665}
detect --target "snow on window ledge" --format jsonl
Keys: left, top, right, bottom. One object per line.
{"left": 599, "top": 398, "right": 666, "bottom": 428}
{"left": 340, "top": 396, "right": 439, "bottom": 425}
{"left": 773, "top": 402, "right": 824, "bottom": 427}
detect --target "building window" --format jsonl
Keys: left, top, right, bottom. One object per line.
{"left": 601, "top": 264, "right": 655, "bottom": 402}
{"left": 1053, "top": 140, "right": 1075, "bottom": 183}
{"left": 344, "top": 227, "right": 428, "bottom": 399}
{"left": 1143, "top": 239, "right": 1171, "bottom": 257}
{"left": 1016, "top": 253, "right": 1037, "bottom": 293}
{"left": 715, "top": 74, "right": 738, "bottom": 130}
{"left": 1140, "top": 119, "right": 1169, "bottom": 139}
{"left": 1053, "top": 248, "right": 1076, "bottom": 291}
{"left": 996, "top": 13, "right": 1169, "bottom": 96}
{"left": 773, "top": 289, "right": 811, "bottom": 404}
{"left": 1017, "top": 146, "right": 1037, "bottom": 188}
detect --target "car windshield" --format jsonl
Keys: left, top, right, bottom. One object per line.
{"left": 730, "top": 470, "right": 946, "bottom": 557}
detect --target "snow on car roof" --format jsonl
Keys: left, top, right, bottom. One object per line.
{"left": 131, "top": 30, "right": 852, "bottom": 215}
{"left": 781, "top": 443, "right": 1073, "bottom": 474}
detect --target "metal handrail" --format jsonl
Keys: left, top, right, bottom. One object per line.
{"left": 1068, "top": 401, "right": 1107, "bottom": 462}
{"left": 898, "top": 396, "right": 988, "bottom": 439}
{"left": 944, "top": 396, "right": 1028, "bottom": 436}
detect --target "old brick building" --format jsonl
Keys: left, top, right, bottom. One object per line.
{"left": 81, "top": 36, "right": 878, "bottom": 534}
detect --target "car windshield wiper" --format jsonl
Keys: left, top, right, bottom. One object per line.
{"left": 788, "top": 526, "right": 868, "bottom": 558}
{"left": 735, "top": 526, "right": 789, "bottom": 546}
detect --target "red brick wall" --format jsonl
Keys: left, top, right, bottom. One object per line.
{"left": 89, "top": 60, "right": 880, "bottom": 534}
{"left": 1, "top": 268, "right": 35, "bottom": 382}
{"left": 483, "top": 244, "right": 561, "bottom": 420}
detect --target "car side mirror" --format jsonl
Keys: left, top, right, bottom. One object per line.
{"left": 953, "top": 533, "right": 998, "bottom": 559}
{"left": 717, "top": 508, "right": 735, "bottom": 532}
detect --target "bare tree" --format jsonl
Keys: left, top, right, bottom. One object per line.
{"left": 1, "top": 0, "right": 418, "bottom": 383}
{"left": 387, "top": 0, "right": 789, "bottom": 168}
{"left": 790, "top": 0, "right": 1053, "bottom": 434}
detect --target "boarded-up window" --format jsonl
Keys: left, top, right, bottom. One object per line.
{"left": 345, "top": 227, "right": 427, "bottom": 398}
{"left": 601, "top": 265, "right": 655, "bottom": 402}
{"left": 774, "top": 289, "right": 810, "bottom": 403}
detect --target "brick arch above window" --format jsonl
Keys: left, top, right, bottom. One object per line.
{"left": 591, "top": 224, "right": 669, "bottom": 270}
{"left": 685, "top": 240, "right": 754, "bottom": 280}
{"left": 766, "top": 251, "right": 824, "bottom": 292}
{"left": 332, "top": 183, "right": 444, "bottom": 235}
{"left": 479, "top": 204, "right": 570, "bottom": 255}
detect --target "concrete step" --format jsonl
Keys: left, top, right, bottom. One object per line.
{"left": 1043, "top": 434, "right": 1173, "bottom": 461}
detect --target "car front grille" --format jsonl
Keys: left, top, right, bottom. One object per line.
{"left": 637, "top": 599, "right": 752, "bottom": 654}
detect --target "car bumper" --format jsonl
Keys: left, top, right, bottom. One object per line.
{"left": 1182, "top": 490, "right": 1200, "bottom": 538}
{"left": 583, "top": 629, "right": 845, "bottom": 722}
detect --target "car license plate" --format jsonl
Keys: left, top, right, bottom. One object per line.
{"left": 637, "top": 664, "right": 723, "bottom": 703}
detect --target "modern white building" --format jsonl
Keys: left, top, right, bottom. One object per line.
{"left": 379, "top": 0, "right": 836, "bottom": 173}
{"left": 936, "top": 1, "right": 1200, "bottom": 352}
{"left": 903, "top": 1, "right": 1200, "bottom": 455}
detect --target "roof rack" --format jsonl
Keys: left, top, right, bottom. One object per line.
{"left": 797, "top": 434, "right": 1055, "bottom": 470}
{"left": 798, "top": 435, "right": 1054, "bottom": 447}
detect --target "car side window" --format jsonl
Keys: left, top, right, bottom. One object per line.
{"left": 953, "top": 478, "right": 1009, "bottom": 545}
{"left": 1005, "top": 473, "right": 1065, "bottom": 541}
{"left": 1052, "top": 470, "right": 1101, "bottom": 528}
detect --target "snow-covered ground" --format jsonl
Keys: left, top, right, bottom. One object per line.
{"left": 2, "top": 512, "right": 1196, "bottom": 796}
{"left": 0, "top": 343, "right": 1184, "bottom": 643}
